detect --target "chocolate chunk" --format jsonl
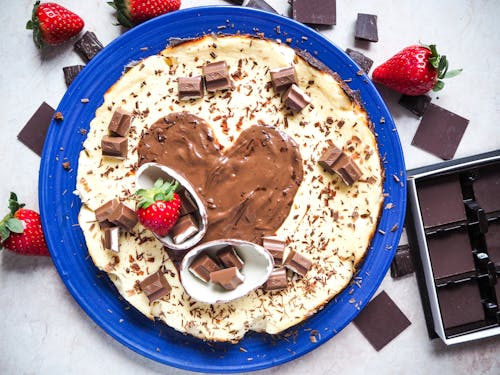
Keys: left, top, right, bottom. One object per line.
{"left": 474, "top": 164, "right": 500, "bottom": 214}
{"left": 171, "top": 214, "right": 198, "bottom": 244}
{"left": 225, "top": 0, "right": 244, "bottom": 4}
{"left": 345, "top": 48, "right": 374, "bottom": 74}
{"left": 411, "top": 103, "right": 469, "bottom": 160}
{"left": 202, "top": 61, "right": 233, "bottom": 92}
{"left": 62, "top": 65, "right": 85, "bottom": 87}
{"left": 318, "top": 142, "right": 343, "bottom": 171}
{"left": 101, "top": 136, "right": 128, "bottom": 158}
{"left": 178, "top": 76, "right": 204, "bottom": 100}
{"left": 390, "top": 245, "right": 414, "bottom": 279}
{"left": 103, "top": 226, "right": 120, "bottom": 253}
{"left": 217, "top": 246, "right": 244, "bottom": 270}
{"left": 292, "top": 0, "right": 336, "bottom": 25}
{"left": 189, "top": 253, "right": 221, "bottom": 282}
{"left": 17, "top": 102, "right": 54, "bottom": 156}
{"left": 108, "top": 108, "right": 132, "bottom": 137}
{"left": 95, "top": 199, "right": 120, "bottom": 226}
{"left": 353, "top": 291, "right": 411, "bottom": 351}
{"left": 398, "top": 95, "right": 431, "bottom": 117}
{"left": 108, "top": 203, "right": 138, "bottom": 232}
{"left": 245, "top": 0, "right": 278, "bottom": 14}
{"left": 270, "top": 66, "right": 297, "bottom": 92}
{"left": 74, "top": 31, "right": 104, "bottom": 62}
{"left": 139, "top": 270, "right": 171, "bottom": 302}
{"left": 178, "top": 189, "right": 198, "bottom": 217}
{"left": 355, "top": 13, "right": 378, "bottom": 42}
{"left": 283, "top": 84, "right": 311, "bottom": 113}
{"left": 283, "top": 250, "right": 312, "bottom": 276}
{"left": 167, "top": 37, "right": 195, "bottom": 47}
{"left": 263, "top": 267, "right": 288, "bottom": 291}
{"left": 437, "top": 281, "right": 484, "bottom": 329}
{"left": 485, "top": 220, "right": 500, "bottom": 265}
{"left": 262, "top": 235, "right": 286, "bottom": 264}
{"left": 464, "top": 200, "right": 488, "bottom": 233}
{"left": 210, "top": 266, "right": 245, "bottom": 290}
{"left": 319, "top": 142, "right": 362, "bottom": 185}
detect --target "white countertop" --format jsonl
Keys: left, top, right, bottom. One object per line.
{"left": 1, "top": 0, "right": 499, "bottom": 374}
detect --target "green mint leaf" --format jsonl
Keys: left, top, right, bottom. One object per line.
{"left": 444, "top": 69, "right": 463, "bottom": 79}
{"left": 6, "top": 218, "right": 24, "bottom": 233}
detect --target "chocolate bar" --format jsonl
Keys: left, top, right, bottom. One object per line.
{"left": 108, "top": 108, "right": 132, "bottom": 137}
{"left": 101, "top": 136, "right": 128, "bottom": 158}
{"left": 292, "top": 0, "right": 336, "bottom": 26}
{"left": 74, "top": 31, "right": 104, "bottom": 62}
{"left": 345, "top": 48, "right": 373, "bottom": 74}
{"left": 62, "top": 65, "right": 85, "bottom": 87}
{"left": 171, "top": 214, "right": 198, "bottom": 244}
{"left": 270, "top": 66, "right": 297, "bottom": 92}
{"left": 484, "top": 220, "right": 500, "bottom": 265}
{"left": 95, "top": 199, "right": 120, "bottom": 226}
{"left": 108, "top": 203, "right": 138, "bottom": 232}
{"left": 202, "top": 61, "right": 233, "bottom": 92}
{"left": 319, "top": 142, "right": 362, "bottom": 186}
{"left": 464, "top": 200, "right": 488, "bottom": 233}
{"left": 355, "top": 13, "right": 378, "bottom": 42}
{"left": 398, "top": 95, "right": 431, "bottom": 117}
{"left": 17, "top": 102, "right": 54, "bottom": 156}
{"left": 245, "top": 0, "right": 278, "bottom": 13}
{"left": 210, "top": 266, "right": 245, "bottom": 290}
{"left": 178, "top": 189, "right": 198, "bottom": 217}
{"left": 103, "top": 226, "right": 120, "bottom": 253}
{"left": 437, "top": 281, "right": 484, "bottom": 329}
{"left": 474, "top": 165, "right": 500, "bottom": 214}
{"left": 189, "top": 253, "right": 221, "bottom": 282}
{"left": 283, "top": 250, "right": 312, "bottom": 276}
{"left": 263, "top": 267, "right": 288, "bottom": 291}
{"left": 283, "top": 84, "right": 311, "bottom": 113}
{"left": 139, "top": 270, "right": 171, "bottom": 302}
{"left": 178, "top": 76, "right": 204, "bottom": 100}
{"left": 217, "top": 246, "right": 244, "bottom": 270}
{"left": 262, "top": 235, "right": 286, "bottom": 264}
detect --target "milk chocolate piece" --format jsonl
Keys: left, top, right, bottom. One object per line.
{"left": 245, "top": 0, "right": 278, "bottom": 14}
{"left": 210, "top": 266, "right": 245, "bottom": 290}
{"left": 437, "top": 281, "right": 484, "bottom": 329}
{"left": 318, "top": 142, "right": 343, "bottom": 172}
{"left": 270, "top": 66, "right": 297, "bottom": 92}
{"left": 171, "top": 214, "right": 198, "bottom": 244}
{"left": 292, "top": 0, "right": 336, "bottom": 26}
{"left": 103, "top": 226, "right": 120, "bottom": 253}
{"left": 102, "top": 136, "right": 128, "bottom": 158}
{"left": 262, "top": 235, "right": 285, "bottom": 264}
{"left": 283, "top": 250, "right": 312, "bottom": 276}
{"left": 345, "top": 48, "right": 374, "bottom": 74}
{"left": 108, "top": 203, "right": 138, "bottom": 232}
{"left": 202, "top": 61, "right": 233, "bottom": 92}
{"left": 355, "top": 13, "right": 378, "bottom": 42}
{"left": 398, "top": 95, "right": 431, "bottom": 117}
{"left": 217, "top": 246, "right": 244, "bottom": 270}
{"left": 411, "top": 103, "right": 469, "bottom": 160}
{"left": 108, "top": 108, "right": 132, "bottom": 137}
{"left": 178, "top": 76, "right": 204, "bottom": 100}
{"left": 63, "top": 65, "right": 85, "bottom": 87}
{"left": 390, "top": 245, "right": 414, "bottom": 279}
{"left": 333, "top": 154, "right": 363, "bottom": 186}
{"left": 263, "top": 267, "right": 288, "bottom": 291}
{"left": 283, "top": 84, "right": 311, "bottom": 113}
{"left": 74, "top": 31, "right": 104, "bottom": 62}
{"left": 485, "top": 220, "right": 500, "bottom": 265}
{"left": 474, "top": 164, "right": 500, "bottom": 214}
{"left": 178, "top": 189, "right": 198, "bottom": 217}
{"left": 189, "top": 253, "right": 221, "bottom": 282}
{"left": 139, "top": 270, "right": 171, "bottom": 302}
{"left": 17, "top": 102, "right": 54, "bottom": 156}
{"left": 95, "top": 199, "right": 120, "bottom": 225}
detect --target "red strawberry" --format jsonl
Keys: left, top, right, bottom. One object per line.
{"left": 109, "top": 0, "right": 181, "bottom": 28}
{"left": 135, "top": 178, "right": 181, "bottom": 237}
{"left": 26, "top": 1, "right": 84, "bottom": 48}
{"left": 372, "top": 44, "right": 462, "bottom": 96}
{"left": 0, "top": 193, "right": 49, "bottom": 256}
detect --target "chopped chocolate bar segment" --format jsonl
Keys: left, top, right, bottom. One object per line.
{"left": 283, "top": 84, "right": 311, "bottom": 113}
{"left": 390, "top": 245, "right": 414, "bottom": 278}
{"left": 171, "top": 214, "right": 198, "bottom": 244}
{"left": 210, "top": 266, "right": 245, "bottom": 290}
{"left": 334, "top": 155, "right": 363, "bottom": 186}
{"left": 398, "top": 95, "right": 431, "bottom": 117}
{"left": 345, "top": 48, "right": 374, "bottom": 74}
{"left": 270, "top": 66, "right": 297, "bottom": 92}
{"left": 17, "top": 102, "right": 54, "bottom": 156}
{"left": 263, "top": 267, "right": 288, "bottom": 291}
{"left": 437, "top": 281, "right": 484, "bottom": 329}
{"left": 189, "top": 253, "right": 221, "bottom": 282}
{"left": 411, "top": 103, "right": 469, "bottom": 160}
{"left": 101, "top": 135, "right": 128, "bottom": 158}
{"left": 62, "top": 65, "right": 85, "bottom": 87}
{"left": 202, "top": 61, "right": 233, "bottom": 92}
{"left": 283, "top": 250, "right": 312, "bottom": 276}
{"left": 292, "top": 0, "right": 336, "bottom": 26}
{"left": 178, "top": 189, "right": 198, "bottom": 217}
{"left": 103, "top": 226, "right": 120, "bottom": 253}
{"left": 355, "top": 13, "right": 379, "bottom": 42}
{"left": 95, "top": 199, "right": 120, "bottom": 225}
{"left": 474, "top": 164, "right": 500, "bottom": 214}
{"left": 108, "top": 203, "right": 138, "bottom": 232}
{"left": 319, "top": 142, "right": 343, "bottom": 173}
{"left": 217, "top": 245, "right": 244, "bottom": 270}
{"left": 262, "top": 235, "right": 286, "bottom": 264}
{"left": 74, "top": 31, "right": 104, "bottom": 62}
{"left": 245, "top": 0, "right": 278, "bottom": 14}
{"left": 139, "top": 270, "right": 171, "bottom": 302}
{"left": 108, "top": 108, "right": 132, "bottom": 137}
{"left": 178, "top": 76, "right": 204, "bottom": 100}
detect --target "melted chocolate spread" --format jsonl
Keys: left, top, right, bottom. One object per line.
{"left": 138, "top": 112, "right": 303, "bottom": 249}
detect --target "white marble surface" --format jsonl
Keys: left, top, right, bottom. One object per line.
{"left": 1, "top": 0, "right": 499, "bottom": 374}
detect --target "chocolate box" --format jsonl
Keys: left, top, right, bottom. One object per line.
{"left": 406, "top": 150, "right": 500, "bottom": 345}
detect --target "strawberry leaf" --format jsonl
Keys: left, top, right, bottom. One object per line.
{"left": 0, "top": 225, "right": 9, "bottom": 242}
{"left": 444, "top": 69, "right": 463, "bottom": 79}
{"left": 6, "top": 218, "right": 23, "bottom": 233}
{"left": 433, "top": 80, "right": 445, "bottom": 92}
{"left": 8, "top": 192, "right": 24, "bottom": 215}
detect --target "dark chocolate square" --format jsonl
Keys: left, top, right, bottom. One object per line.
{"left": 474, "top": 164, "right": 500, "bottom": 214}
{"left": 17, "top": 102, "right": 55, "bottom": 156}
{"left": 398, "top": 95, "right": 431, "bottom": 117}
{"left": 437, "top": 281, "right": 484, "bottom": 329}
{"left": 495, "top": 282, "right": 500, "bottom": 304}
{"left": 292, "top": 0, "right": 336, "bottom": 26}
{"left": 345, "top": 48, "right": 374, "bottom": 74}
{"left": 417, "top": 174, "right": 467, "bottom": 229}
{"left": 355, "top": 13, "right": 378, "bottom": 42}
{"left": 390, "top": 244, "right": 415, "bottom": 278}
{"left": 245, "top": 0, "right": 278, "bottom": 14}
{"left": 484, "top": 220, "right": 500, "bottom": 265}
{"left": 63, "top": 65, "right": 85, "bottom": 87}
{"left": 353, "top": 291, "right": 411, "bottom": 351}
{"left": 74, "top": 31, "right": 104, "bottom": 62}
{"left": 426, "top": 229, "right": 475, "bottom": 280}
{"left": 411, "top": 103, "right": 469, "bottom": 160}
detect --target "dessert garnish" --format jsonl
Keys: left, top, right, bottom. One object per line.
{"left": 283, "top": 84, "right": 311, "bottom": 113}
{"left": 170, "top": 213, "right": 198, "bottom": 244}
{"left": 139, "top": 270, "right": 171, "bottom": 303}
{"left": 95, "top": 199, "right": 120, "bottom": 228}
{"left": 262, "top": 235, "right": 286, "bottom": 264}
{"left": 263, "top": 267, "right": 288, "bottom": 291}
{"left": 210, "top": 267, "right": 245, "bottom": 291}
{"left": 283, "top": 249, "right": 312, "bottom": 276}
{"left": 101, "top": 135, "right": 128, "bottom": 158}
{"left": 202, "top": 61, "right": 233, "bottom": 92}
{"left": 189, "top": 253, "right": 221, "bottom": 283}
{"left": 103, "top": 226, "right": 120, "bottom": 253}
{"left": 108, "top": 107, "right": 132, "bottom": 137}
{"left": 108, "top": 202, "right": 138, "bottom": 232}
{"left": 217, "top": 245, "right": 244, "bottom": 270}
{"left": 318, "top": 141, "right": 363, "bottom": 185}
{"left": 178, "top": 76, "right": 204, "bottom": 100}
{"left": 270, "top": 66, "right": 297, "bottom": 92}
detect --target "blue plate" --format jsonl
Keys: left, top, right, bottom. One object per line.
{"left": 39, "top": 6, "right": 406, "bottom": 373}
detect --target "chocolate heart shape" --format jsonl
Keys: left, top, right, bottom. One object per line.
{"left": 138, "top": 112, "right": 303, "bottom": 248}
